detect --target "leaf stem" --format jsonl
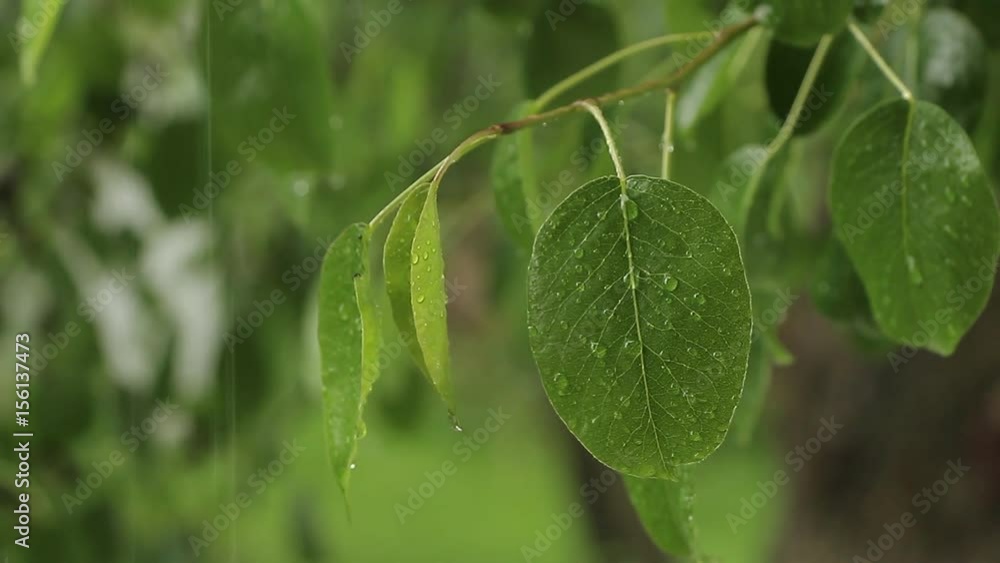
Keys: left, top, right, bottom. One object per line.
{"left": 533, "top": 31, "right": 716, "bottom": 111}
{"left": 576, "top": 100, "right": 628, "bottom": 187}
{"left": 661, "top": 89, "right": 677, "bottom": 180}
{"left": 767, "top": 33, "right": 834, "bottom": 157}
{"left": 848, "top": 20, "right": 913, "bottom": 101}
{"left": 367, "top": 15, "right": 760, "bottom": 229}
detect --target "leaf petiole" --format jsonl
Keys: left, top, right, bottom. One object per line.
{"left": 847, "top": 20, "right": 914, "bottom": 101}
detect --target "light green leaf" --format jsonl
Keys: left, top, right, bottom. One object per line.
{"left": 18, "top": 0, "right": 68, "bottom": 85}
{"left": 754, "top": 0, "right": 852, "bottom": 46}
{"left": 490, "top": 102, "right": 538, "bottom": 250}
{"left": 625, "top": 467, "right": 698, "bottom": 557}
{"left": 384, "top": 184, "right": 431, "bottom": 376}
{"left": 830, "top": 99, "right": 1000, "bottom": 355}
{"left": 318, "top": 223, "right": 381, "bottom": 497}
{"left": 527, "top": 175, "right": 752, "bottom": 477}
{"left": 916, "top": 8, "right": 988, "bottom": 131}
{"left": 765, "top": 32, "right": 860, "bottom": 136}
{"left": 411, "top": 184, "right": 455, "bottom": 413}
{"left": 676, "top": 25, "right": 764, "bottom": 137}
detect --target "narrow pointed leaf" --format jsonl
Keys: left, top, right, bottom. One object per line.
{"left": 677, "top": 25, "right": 763, "bottom": 137}
{"left": 527, "top": 175, "right": 752, "bottom": 478}
{"left": 384, "top": 184, "right": 431, "bottom": 376}
{"left": 318, "top": 223, "right": 381, "bottom": 496}
{"left": 18, "top": 0, "right": 68, "bottom": 85}
{"left": 411, "top": 185, "right": 455, "bottom": 412}
{"left": 830, "top": 99, "right": 1000, "bottom": 355}
{"left": 491, "top": 102, "right": 538, "bottom": 249}
{"left": 625, "top": 467, "right": 698, "bottom": 557}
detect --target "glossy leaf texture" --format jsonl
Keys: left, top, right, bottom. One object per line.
{"left": 384, "top": 184, "right": 431, "bottom": 376}
{"left": 410, "top": 183, "right": 456, "bottom": 412}
{"left": 625, "top": 468, "right": 698, "bottom": 557}
{"left": 17, "top": 0, "right": 68, "bottom": 85}
{"left": 676, "top": 23, "right": 763, "bottom": 137}
{"left": 765, "top": 32, "right": 859, "bottom": 136}
{"left": 527, "top": 175, "right": 752, "bottom": 478}
{"left": 522, "top": 0, "right": 621, "bottom": 106}
{"left": 753, "top": 0, "right": 852, "bottom": 46}
{"left": 317, "top": 223, "right": 381, "bottom": 496}
{"left": 915, "top": 8, "right": 988, "bottom": 131}
{"left": 830, "top": 99, "right": 1000, "bottom": 355}
{"left": 490, "top": 102, "right": 538, "bottom": 250}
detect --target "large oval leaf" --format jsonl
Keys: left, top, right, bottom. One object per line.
{"left": 527, "top": 175, "right": 752, "bottom": 477}
{"left": 830, "top": 99, "right": 1000, "bottom": 355}
{"left": 754, "top": 0, "right": 852, "bottom": 46}
{"left": 318, "top": 223, "right": 381, "bottom": 496}
{"left": 625, "top": 468, "right": 698, "bottom": 557}
{"left": 384, "top": 184, "right": 431, "bottom": 376}
{"left": 411, "top": 184, "right": 455, "bottom": 412}
{"left": 916, "top": 8, "right": 988, "bottom": 131}
{"left": 765, "top": 32, "right": 859, "bottom": 136}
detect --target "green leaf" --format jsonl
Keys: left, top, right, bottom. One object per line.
{"left": 18, "top": 0, "right": 68, "bottom": 85}
{"left": 384, "top": 184, "right": 431, "bottom": 377}
{"left": 830, "top": 99, "right": 1000, "bottom": 355}
{"left": 915, "top": 8, "right": 988, "bottom": 132}
{"left": 490, "top": 102, "right": 538, "bottom": 250}
{"left": 676, "top": 25, "right": 764, "bottom": 137}
{"left": 754, "top": 0, "right": 852, "bottom": 46}
{"left": 410, "top": 184, "right": 455, "bottom": 412}
{"left": 527, "top": 175, "right": 752, "bottom": 477}
{"left": 853, "top": 0, "right": 889, "bottom": 23}
{"left": 522, "top": 1, "right": 621, "bottom": 106}
{"left": 625, "top": 467, "right": 698, "bottom": 557}
{"left": 318, "top": 223, "right": 381, "bottom": 496}
{"left": 765, "top": 32, "right": 860, "bottom": 136}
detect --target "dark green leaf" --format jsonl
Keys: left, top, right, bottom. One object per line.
{"left": 384, "top": 184, "right": 431, "bottom": 376}
{"left": 754, "top": 0, "right": 852, "bottom": 46}
{"left": 411, "top": 184, "right": 456, "bottom": 412}
{"left": 625, "top": 467, "right": 698, "bottom": 557}
{"left": 765, "top": 33, "right": 860, "bottom": 136}
{"left": 915, "top": 8, "right": 988, "bottom": 131}
{"left": 491, "top": 102, "right": 538, "bottom": 250}
{"left": 811, "top": 236, "right": 871, "bottom": 323}
{"left": 522, "top": 1, "right": 621, "bottom": 106}
{"left": 528, "top": 175, "right": 752, "bottom": 477}
{"left": 853, "top": 0, "right": 888, "bottom": 22}
{"left": 318, "top": 223, "right": 381, "bottom": 496}
{"left": 830, "top": 99, "right": 1000, "bottom": 355}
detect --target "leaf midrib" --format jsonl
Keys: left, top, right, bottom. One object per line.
{"left": 616, "top": 179, "right": 667, "bottom": 468}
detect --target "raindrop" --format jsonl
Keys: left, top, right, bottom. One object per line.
{"left": 663, "top": 275, "right": 679, "bottom": 291}
{"left": 694, "top": 293, "right": 706, "bottom": 305}
{"left": 905, "top": 255, "right": 923, "bottom": 285}
{"left": 416, "top": 295, "right": 426, "bottom": 303}
{"left": 573, "top": 247, "right": 584, "bottom": 258}
{"left": 624, "top": 198, "right": 639, "bottom": 220}
{"left": 412, "top": 255, "right": 420, "bottom": 264}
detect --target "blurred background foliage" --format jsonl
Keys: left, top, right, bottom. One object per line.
{"left": 0, "top": 0, "right": 998, "bottom": 562}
